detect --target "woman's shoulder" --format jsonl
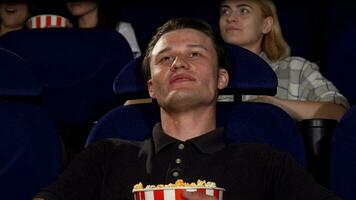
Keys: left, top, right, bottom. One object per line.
{"left": 278, "top": 56, "right": 319, "bottom": 71}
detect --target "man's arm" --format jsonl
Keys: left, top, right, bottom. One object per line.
{"left": 251, "top": 96, "right": 347, "bottom": 121}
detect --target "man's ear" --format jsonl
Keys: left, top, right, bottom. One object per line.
{"left": 217, "top": 68, "right": 229, "bottom": 90}
{"left": 262, "top": 16, "right": 273, "bottom": 34}
{"left": 147, "top": 79, "right": 156, "bottom": 99}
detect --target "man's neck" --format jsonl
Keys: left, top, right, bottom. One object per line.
{"left": 78, "top": 8, "right": 98, "bottom": 28}
{"left": 160, "top": 106, "right": 216, "bottom": 141}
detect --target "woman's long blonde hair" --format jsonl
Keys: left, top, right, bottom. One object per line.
{"left": 257, "top": 0, "right": 290, "bottom": 61}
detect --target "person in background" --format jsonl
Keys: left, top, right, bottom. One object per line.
{"left": 33, "top": 17, "right": 340, "bottom": 200}
{"left": 219, "top": 0, "right": 349, "bottom": 121}
{"left": 0, "top": 2, "right": 29, "bottom": 36}
{"left": 67, "top": 0, "right": 141, "bottom": 58}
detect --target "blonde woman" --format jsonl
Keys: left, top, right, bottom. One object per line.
{"left": 219, "top": 0, "right": 349, "bottom": 121}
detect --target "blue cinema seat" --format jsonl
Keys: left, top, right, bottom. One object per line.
{"left": 0, "top": 28, "right": 134, "bottom": 156}
{"left": 330, "top": 105, "right": 356, "bottom": 200}
{"left": 324, "top": 25, "right": 356, "bottom": 105}
{"left": 0, "top": 47, "right": 62, "bottom": 200}
{"left": 0, "top": 28, "right": 133, "bottom": 125}
{"left": 118, "top": 0, "right": 220, "bottom": 52}
{"left": 87, "top": 44, "right": 306, "bottom": 166}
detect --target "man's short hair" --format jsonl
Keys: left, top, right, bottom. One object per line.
{"left": 142, "top": 18, "right": 229, "bottom": 81}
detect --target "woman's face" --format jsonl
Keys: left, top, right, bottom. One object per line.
{"left": 219, "top": 0, "right": 272, "bottom": 53}
{"left": 67, "top": 1, "right": 98, "bottom": 17}
{"left": 0, "top": 3, "right": 29, "bottom": 28}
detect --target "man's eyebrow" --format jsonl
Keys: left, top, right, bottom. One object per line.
{"left": 236, "top": 3, "right": 253, "bottom": 9}
{"left": 156, "top": 47, "right": 171, "bottom": 56}
{"left": 187, "top": 44, "right": 208, "bottom": 51}
{"left": 221, "top": 3, "right": 252, "bottom": 9}
{"left": 155, "top": 44, "right": 208, "bottom": 56}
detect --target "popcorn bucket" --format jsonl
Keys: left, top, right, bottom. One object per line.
{"left": 27, "top": 14, "right": 72, "bottom": 29}
{"left": 133, "top": 187, "right": 225, "bottom": 200}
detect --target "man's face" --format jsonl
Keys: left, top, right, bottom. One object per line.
{"left": 147, "top": 28, "right": 228, "bottom": 112}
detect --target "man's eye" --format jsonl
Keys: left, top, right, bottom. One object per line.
{"left": 190, "top": 52, "right": 201, "bottom": 58}
{"left": 160, "top": 56, "right": 173, "bottom": 62}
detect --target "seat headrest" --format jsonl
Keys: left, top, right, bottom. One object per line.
{"left": 224, "top": 44, "right": 277, "bottom": 95}
{"left": 0, "top": 47, "right": 41, "bottom": 98}
{"left": 0, "top": 28, "right": 132, "bottom": 88}
{"left": 113, "top": 44, "right": 277, "bottom": 99}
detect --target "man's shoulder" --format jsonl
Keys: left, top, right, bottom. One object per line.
{"left": 89, "top": 138, "right": 152, "bottom": 152}
{"left": 225, "top": 142, "right": 289, "bottom": 161}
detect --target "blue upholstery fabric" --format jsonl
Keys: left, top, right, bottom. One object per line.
{"left": 224, "top": 44, "right": 277, "bottom": 95}
{"left": 86, "top": 102, "right": 306, "bottom": 166}
{"left": 113, "top": 44, "right": 277, "bottom": 99}
{"left": 0, "top": 47, "right": 41, "bottom": 97}
{"left": 325, "top": 25, "right": 356, "bottom": 105}
{"left": 89, "top": 42, "right": 305, "bottom": 165}
{"left": 118, "top": 1, "right": 316, "bottom": 62}
{"left": 0, "top": 28, "right": 133, "bottom": 123}
{"left": 118, "top": 1, "right": 221, "bottom": 51}
{"left": 275, "top": 1, "right": 316, "bottom": 61}
{"left": 330, "top": 105, "right": 356, "bottom": 200}
{"left": 0, "top": 52, "right": 61, "bottom": 199}
{"left": 113, "top": 56, "right": 147, "bottom": 99}
{"left": 0, "top": 102, "right": 62, "bottom": 200}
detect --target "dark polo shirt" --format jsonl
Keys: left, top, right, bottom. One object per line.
{"left": 36, "top": 123, "right": 340, "bottom": 200}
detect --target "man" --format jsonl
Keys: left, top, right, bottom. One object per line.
{"left": 34, "top": 18, "right": 340, "bottom": 200}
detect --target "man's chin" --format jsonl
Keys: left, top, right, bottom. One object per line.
{"left": 159, "top": 92, "right": 198, "bottom": 110}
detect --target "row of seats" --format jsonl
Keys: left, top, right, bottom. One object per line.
{"left": 0, "top": 40, "right": 305, "bottom": 199}
{"left": 1, "top": 34, "right": 355, "bottom": 199}
{"left": 1, "top": 0, "right": 355, "bottom": 197}
{"left": 0, "top": 47, "right": 62, "bottom": 200}
{"left": 0, "top": 29, "right": 133, "bottom": 159}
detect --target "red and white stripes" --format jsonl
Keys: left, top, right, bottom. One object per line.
{"left": 27, "top": 15, "right": 71, "bottom": 29}
{"left": 133, "top": 188, "right": 224, "bottom": 200}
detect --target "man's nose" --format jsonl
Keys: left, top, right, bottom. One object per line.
{"left": 170, "top": 56, "right": 189, "bottom": 71}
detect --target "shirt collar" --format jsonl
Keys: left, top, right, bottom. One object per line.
{"left": 152, "top": 123, "right": 225, "bottom": 154}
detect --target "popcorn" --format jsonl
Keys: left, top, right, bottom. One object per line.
{"left": 132, "top": 179, "right": 224, "bottom": 200}
{"left": 133, "top": 179, "right": 218, "bottom": 190}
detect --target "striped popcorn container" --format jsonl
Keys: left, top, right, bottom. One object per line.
{"left": 133, "top": 187, "right": 225, "bottom": 200}
{"left": 27, "top": 14, "right": 72, "bottom": 29}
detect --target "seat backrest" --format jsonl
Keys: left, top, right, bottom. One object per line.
{"left": 87, "top": 102, "right": 306, "bottom": 166}
{"left": 87, "top": 44, "right": 306, "bottom": 166}
{"left": 0, "top": 47, "right": 62, "bottom": 200}
{"left": 118, "top": 0, "right": 318, "bottom": 62}
{"left": 274, "top": 1, "right": 317, "bottom": 61}
{"left": 0, "top": 28, "right": 133, "bottom": 124}
{"left": 330, "top": 105, "right": 356, "bottom": 200}
{"left": 113, "top": 44, "right": 277, "bottom": 100}
{"left": 118, "top": 0, "right": 220, "bottom": 51}
{"left": 0, "top": 47, "right": 41, "bottom": 99}
{"left": 324, "top": 25, "right": 356, "bottom": 105}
